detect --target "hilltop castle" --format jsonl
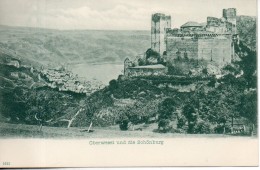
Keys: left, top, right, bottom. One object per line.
{"left": 124, "top": 8, "right": 239, "bottom": 77}
{"left": 152, "top": 8, "right": 238, "bottom": 64}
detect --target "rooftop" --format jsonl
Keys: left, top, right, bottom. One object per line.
{"left": 181, "top": 21, "right": 203, "bottom": 28}
{"left": 129, "top": 64, "right": 166, "bottom": 69}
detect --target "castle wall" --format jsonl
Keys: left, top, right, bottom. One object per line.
{"left": 126, "top": 66, "right": 167, "bottom": 77}
{"left": 198, "top": 37, "right": 232, "bottom": 65}
{"left": 166, "top": 36, "right": 198, "bottom": 61}
{"left": 206, "top": 17, "right": 227, "bottom": 34}
{"left": 148, "top": 9, "right": 236, "bottom": 76}
{"left": 165, "top": 35, "right": 232, "bottom": 66}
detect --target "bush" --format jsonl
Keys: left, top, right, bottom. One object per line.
{"left": 109, "top": 79, "right": 118, "bottom": 92}
{"left": 177, "top": 114, "right": 187, "bottom": 128}
{"left": 193, "top": 120, "right": 211, "bottom": 134}
{"left": 157, "top": 98, "right": 176, "bottom": 133}
{"left": 214, "top": 125, "right": 231, "bottom": 134}
{"left": 146, "top": 48, "right": 160, "bottom": 59}
{"left": 158, "top": 98, "right": 176, "bottom": 120}
{"left": 158, "top": 119, "right": 172, "bottom": 133}
{"left": 118, "top": 114, "right": 129, "bottom": 131}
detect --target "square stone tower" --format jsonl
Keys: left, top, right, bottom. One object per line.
{"left": 223, "top": 8, "right": 237, "bottom": 34}
{"left": 151, "top": 13, "right": 171, "bottom": 55}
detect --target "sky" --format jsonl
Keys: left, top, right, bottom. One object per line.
{"left": 0, "top": 0, "right": 257, "bottom": 30}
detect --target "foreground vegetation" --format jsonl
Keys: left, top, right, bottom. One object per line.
{"left": 0, "top": 38, "right": 257, "bottom": 137}
{"left": 82, "top": 39, "right": 257, "bottom": 135}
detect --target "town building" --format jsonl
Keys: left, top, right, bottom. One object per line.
{"left": 124, "top": 58, "right": 167, "bottom": 77}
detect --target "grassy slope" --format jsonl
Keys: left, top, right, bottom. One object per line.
{"left": 0, "top": 122, "right": 241, "bottom": 138}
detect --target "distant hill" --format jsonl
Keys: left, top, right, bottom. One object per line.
{"left": 0, "top": 26, "right": 150, "bottom": 67}
{"left": 0, "top": 14, "right": 256, "bottom": 67}
{"left": 237, "top": 15, "right": 256, "bottom": 50}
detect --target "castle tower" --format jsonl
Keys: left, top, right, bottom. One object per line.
{"left": 223, "top": 8, "right": 237, "bottom": 34}
{"left": 151, "top": 13, "right": 171, "bottom": 55}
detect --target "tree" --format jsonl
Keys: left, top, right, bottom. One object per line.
{"left": 138, "top": 58, "right": 146, "bottom": 66}
{"left": 235, "top": 41, "right": 257, "bottom": 89}
{"left": 239, "top": 90, "right": 257, "bottom": 127}
{"left": 157, "top": 56, "right": 166, "bottom": 66}
{"left": 222, "top": 64, "right": 240, "bottom": 75}
{"left": 182, "top": 104, "right": 197, "bottom": 133}
{"left": 118, "top": 114, "right": 129, "bottom": 131}
{"left": 1, "top": 85, "right": 35, "bottom": 122}
{"left": 163, "top": 51, "right": 167, "bottom": 56}
{"left": 177, "top": 114, "right": 187, "bottom": 128}
{"left": 109, "top": 79, "right": 118, "bottom": 92}
{"left": 145, "top": 48, "right": 160, "bottom": 59}
{"left": 193, "top": 119, "right": 211, "bottom": 134}
{"left": 158, "top": 119, "right": 171, "bottom": 132}
{"left": 158, "top": 98, "right": 176, "bottom": 120}
{"left": 202, "top": 68, "right": 208, "bottom": 76}
{"left": 157, "top": 98, "right": 176, "bottom": 132}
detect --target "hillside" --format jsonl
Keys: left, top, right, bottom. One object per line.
{"left": 237, "top": 15, "right": 257, "bottom": 50}
{"left": 0, "top": 53, "right": 91, "bottom": 127}
{"left": 0, "top": 26, "right": 150, "bottom": 67}
{"left": 0, "top": 15, "right": 257, "bottom": 136}
{"left": 77, "top": 38, "right": 257, "bottom": 134}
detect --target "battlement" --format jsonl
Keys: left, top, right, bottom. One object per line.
{"left": 167, "top": 33, "right": 232, "bottom": 38}
{"left": 152, "top": 13, "right": 171, "bottom": 22}
{"left": 207, "top": 17, "right": 225, "bottom": 26}
{"left": 223, "top": 8, "right": 236, "bottom": 19}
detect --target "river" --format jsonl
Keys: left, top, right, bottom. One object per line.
{"left": 69, "top": 63, "right": 124, "bottom": 85}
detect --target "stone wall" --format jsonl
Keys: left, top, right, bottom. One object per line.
{"left": 166, "top": 36, "right": 198, "bottom": 61}
{"left": 198, "top": 37, "right": 232, "bottom": 65}
{"left": 165, "top": 35, "right": 232, "bottom": 67}
{"left": 206, "top": 17, "right": 227, "bottom": 34}
{"left": 126, "top": 67, "right": 167, "bottom": 77}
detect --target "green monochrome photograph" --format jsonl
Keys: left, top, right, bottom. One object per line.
{"left": 0, "top": 0, "right": 258, "bottom": 167}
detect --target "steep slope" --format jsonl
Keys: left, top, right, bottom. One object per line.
{"left": 0, "top": 52, "right": 87, "bottom": 126}
{"left": 236, "top": 15, "right": 257, "bottom": 50}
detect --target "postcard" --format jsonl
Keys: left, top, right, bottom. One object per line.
{"left": 0, "top": 0, "right": 258, "bottom": 167}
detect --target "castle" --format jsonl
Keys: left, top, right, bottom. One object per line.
{"left": 124, "top": 8, "right": 239, "bottom": 77}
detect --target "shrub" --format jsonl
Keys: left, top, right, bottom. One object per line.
{"left": 202, "top": 68, "right": 208, "bottom": 75}
{"left": 118, "top": 114, "right": 129, "bottom": 131}
{"left": 109, "top": 79, "right": 118, "bottom": 92}
{"left": 214, "top": 125, "right": 232, "bottom": 134}
{"left": 193, "top": 120, "right": 211, "bottom": 134}
{"left": 158, "top": 98, "right": 176, "bottom": 120}
{"left": 157, "top": 98, "right": 176, "bottom": 133}
{"left": 146, "top": 48, "right": 160, "bottom": 59}
{"left": 158, "top": 119, "right": 172, "bottom": 133}
{"left": 177, "top": 114, "right": 187, "bottom": 128}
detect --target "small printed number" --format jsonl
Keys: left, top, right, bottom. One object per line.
{"left": 3, "top": 162, "right": 10, "bottom": 166}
